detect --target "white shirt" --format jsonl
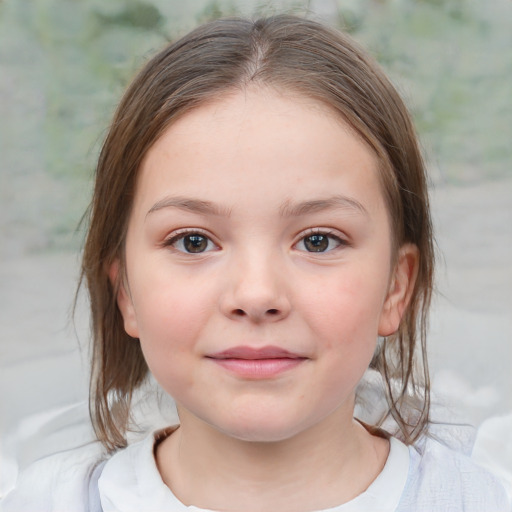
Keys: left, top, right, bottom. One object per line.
{"left": 1, "top": 429, "right": 510, "bottom": 511}
{"left": 98, "top": 431, "right": 410, "bottom": 512}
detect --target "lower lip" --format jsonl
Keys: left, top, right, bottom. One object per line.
{"left": 209, "top": 358, "right": 305, "bottom": 379}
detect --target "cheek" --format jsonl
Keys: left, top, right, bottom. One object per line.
{"left": 136, "top": 301, "right": 200, "bottom": 399}
{"left": 298, "top": 265, "right": 389, "bottom": 390}
{"left": 305, "top": 271, "right": 387, "bottom": 339}
{"left": 132, "top": 263, "right": 213, "bottom": 335}
{"left": 129, "top": 274, "right": 215, "bottom": 386}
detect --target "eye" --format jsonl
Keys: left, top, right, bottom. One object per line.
{"left": 165, "top": 232, "right": 217, "bottom": 254}
{"left": 295, "top": 231, "right": 344, "bottom": 253}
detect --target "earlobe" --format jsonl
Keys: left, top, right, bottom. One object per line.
{"left": 378, "top": 244, "right": 419, "bottom": 337}
{"left": 109, "top": 260, "right": 140, "bottom": 339}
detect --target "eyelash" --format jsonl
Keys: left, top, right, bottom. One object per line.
{"left": 162, "top": 228, "right": 348, "bottom": 255}
{"left": 294, "top": 229, "right": 348, "bottom": 254}
{"left": 163, "top": 229, "right": 218, "bottom": 254}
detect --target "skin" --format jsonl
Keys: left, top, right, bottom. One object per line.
{"left": 113, "top": 87, "right": 418, "bottom": 511}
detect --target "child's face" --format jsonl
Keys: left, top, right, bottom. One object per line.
{"left": 115, "top": 87, "right": 416, "bottom": 442}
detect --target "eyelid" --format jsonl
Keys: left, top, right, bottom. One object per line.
{"left": 162, "top": 228, "right": 220, "bottom": 251}
{"left": 293, "top": 227, "right": 350, "bottom": 252}
{"left": 295, "top": 227, "right": 348, "bottom": 242}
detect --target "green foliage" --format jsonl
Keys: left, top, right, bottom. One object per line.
{"left": 412, "top": 0, "right": 470, "bottom": 21}
{"left": 1, "top": 0, "right": 511, "bottom": 253}
{"left": 347, "top": 0, "right": 511, "bottom": 182}
{"left": 197, "top": 0, "right": 225, "bottom": 22}
{"left": 93, "top": 0, "right": 164, "bottom": 31}
{"left": 337, "top": 8, "right": 364, "bottom": 34}
{"left": 196, "top": 0, "right": 239, "bottom": 23}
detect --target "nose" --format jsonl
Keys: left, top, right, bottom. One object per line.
{"left": 220, "top": 252, "right": 291, "bottom": 323}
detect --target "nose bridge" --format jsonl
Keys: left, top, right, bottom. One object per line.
{"left": 223, "top": 244, "right": 290, "bottom": 322}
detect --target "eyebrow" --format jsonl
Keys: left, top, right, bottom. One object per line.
{"left": 146, "top": 194, "right": 368, "bottom": 219}
{"left": 146, "top": 196, "right": 231, "bottom": 218}
{"left": 279, "top": 195, "right": 368, "bottom": 217}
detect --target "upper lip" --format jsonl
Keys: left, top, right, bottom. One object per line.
{"left": 207, "top": 346, "right": 306, "bottom": 360}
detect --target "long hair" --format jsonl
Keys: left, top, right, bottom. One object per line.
{"left": 81, "top": 15, "right": 434, "bottom": 452}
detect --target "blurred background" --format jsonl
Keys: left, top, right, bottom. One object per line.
{"left": 1, "top": 0, "right": 511, "bottom": 499}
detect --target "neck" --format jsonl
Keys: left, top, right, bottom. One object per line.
{"left": 155, "top": 408, "right": 389, "bottom": 512}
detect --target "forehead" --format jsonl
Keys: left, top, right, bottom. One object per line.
{"left": 133, "top": 86, "right": 385, "bottom": 219}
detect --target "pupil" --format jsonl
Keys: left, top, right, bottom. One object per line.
{"left": 184, "top": 235, "right": 207, "bottom": 253}
{"left": 305, "top": 234, "right": 328, "bottom": 252}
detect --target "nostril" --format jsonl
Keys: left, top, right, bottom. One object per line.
{"left": 229, "top": 308, "right": 282, "bottom": 319}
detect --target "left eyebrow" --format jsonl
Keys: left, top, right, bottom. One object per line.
{"left": 279, "top": 195, "right": 369, "bottom": 217}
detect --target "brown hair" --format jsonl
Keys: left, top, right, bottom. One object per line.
{"left": 81, "top": 15, "right": 434, "bottom": 452}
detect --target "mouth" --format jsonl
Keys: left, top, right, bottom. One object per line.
{"left": 206, "top": 346, "right": 307, "bottom": 379}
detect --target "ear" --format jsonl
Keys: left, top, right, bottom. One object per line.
{"left": 109, "top": 259, "right": 140, "bottom": 339}
{"left": 378, "top": 244, "right": 419, "bottom": 337}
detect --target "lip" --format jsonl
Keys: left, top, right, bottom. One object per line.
{"left": 208, "top": 346, "right": 305, "bottom": 360}
{"left": 206, "top": 345, "right": 307, "bottom": 379}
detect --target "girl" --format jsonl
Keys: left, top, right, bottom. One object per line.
{"left": 2, "top": 14, "right": 508, "bottom": 512}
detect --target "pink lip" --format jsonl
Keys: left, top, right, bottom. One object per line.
{"left": 206, "top": 346, "right": 307, "bottom": 379}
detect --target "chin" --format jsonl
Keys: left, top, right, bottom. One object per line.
{"left": 214, "top": 415, "right": 310, "bottom": 444}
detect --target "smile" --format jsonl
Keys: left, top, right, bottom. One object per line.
{"left": 206, "top": 346, "right": 308, "bottom": 379}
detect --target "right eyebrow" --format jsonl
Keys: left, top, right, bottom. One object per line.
{"left": 146, "top": 196, "right": 231, "bottom": 219}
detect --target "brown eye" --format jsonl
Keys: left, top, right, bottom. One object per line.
{"left": 183, "top": 235, "right": 209, "bottom": 253}
{"left": 166, "top": 232, "right": 216, "bottom": 253}
{"left": 296, "top": 232, "right": 343, "bottom": 253}
{"left": 304, "top": 234, "right": 329, "bottom": 252}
